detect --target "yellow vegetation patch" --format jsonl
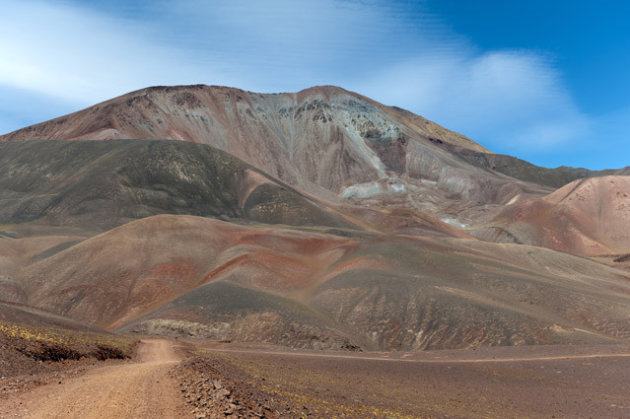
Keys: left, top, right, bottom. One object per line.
{"left": 0, "top": 321, "right": 136, "bottom": 353}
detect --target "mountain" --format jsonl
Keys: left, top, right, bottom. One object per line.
{"left": 0, "top": 85, "right": 550, "bottom": 213}
{"left": 471, "top": 176, "right": 630, "bottom": 256}
{"left": 1, "top": 84, "right": 629, "bottom": 350}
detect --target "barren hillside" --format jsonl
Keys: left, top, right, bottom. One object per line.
{"left": 472, "top": 176, "right": 630, "bottom": 256}
{"left": 1, "top": 85, "right": 629, "bottom": 353}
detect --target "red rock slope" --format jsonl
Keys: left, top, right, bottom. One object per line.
{"left": 474, "top": 176, "right": 630, "bottom": 255}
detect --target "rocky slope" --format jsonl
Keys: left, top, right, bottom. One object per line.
{"left": 0, "top": 140, "right": 353, "bottom": 230}
{"left": 0, "top": 85, "right": 548, "bottom": 212}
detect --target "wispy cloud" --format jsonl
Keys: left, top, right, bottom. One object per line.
{"left": 0, "top": 0, "right": 624, "bottom": 169}
{"left": 0, "top": 0, "right": 451, "bottom": 100}
{"left": 0, "top": 0, "right": 237, "bottom": 104}
{"left": 351, "top": 50, "right": 591, "bottom": 152}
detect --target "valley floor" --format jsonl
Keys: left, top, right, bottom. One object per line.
{"left": 1, "top": 339, "right": 630, "bottom": 418}
{"left": 186, "top": 342, "right": 630, "bottom": 418}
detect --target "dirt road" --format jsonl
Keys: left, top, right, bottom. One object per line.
{"left": 0, "top": 339, "right": 188, "bottom": 419}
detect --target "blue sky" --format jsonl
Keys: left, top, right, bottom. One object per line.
{"left": 1, "top": 0, "right": 628, "bottom": 169}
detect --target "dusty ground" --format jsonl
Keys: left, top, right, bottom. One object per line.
{"left": 183, "top": 342, "right": 630, "bottom": 418}
{"left": 0, "top": 339, "right": 188, "bottom": 419}
{"left": 0, "top": 315, "right": 136, "bottom": 397}
{"left": 1, "top": 338, "right": 630, "bottom": 418}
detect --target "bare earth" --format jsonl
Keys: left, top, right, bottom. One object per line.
{"left": 188, "top": 343, "right": 630, "bottom": 418}
{"left": 0, "top": 339, "right": 188, "bottom": 419}
{"left": 1, "top": 339, "right": 630, "bottom": 418}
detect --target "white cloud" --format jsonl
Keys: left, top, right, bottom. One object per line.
{"left": 0, "top": 0, "right": 398, "bottom": 103}
{"left": 0, "top": 1, "right": 238, "bottom": 104}
{"left": 348, "top": 50, "right": 591, "bottom": 152}
{"left": 0, "top": 0, "right": 616, "bottom": 164}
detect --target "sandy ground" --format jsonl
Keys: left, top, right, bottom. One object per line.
{"left": 0, "top": 339, "right": 188, "bottom": 419}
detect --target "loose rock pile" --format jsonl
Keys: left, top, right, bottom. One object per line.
{"left": 172, "top": 358, "right": 277, "bottom": 419}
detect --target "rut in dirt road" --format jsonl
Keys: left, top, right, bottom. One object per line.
{"left": 0, "top": 339, "right": 189, "bottom": 419}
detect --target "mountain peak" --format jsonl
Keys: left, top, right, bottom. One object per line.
{"left": 0, "top": 84, "right": 496, "bottom": 200}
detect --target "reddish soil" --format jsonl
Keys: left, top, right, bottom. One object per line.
{"left": 0, "top": 339, "right": 188, "bottom": 419}
{"left": 485, "top": 176, "right": 630, "bottom": 256}
{"left": 10, "top": 214, "right": 630, "bottom": 351}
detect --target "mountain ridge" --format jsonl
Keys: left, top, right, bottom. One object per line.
{"left": 0, "top": 84, "right": 553, "bottom": 220}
